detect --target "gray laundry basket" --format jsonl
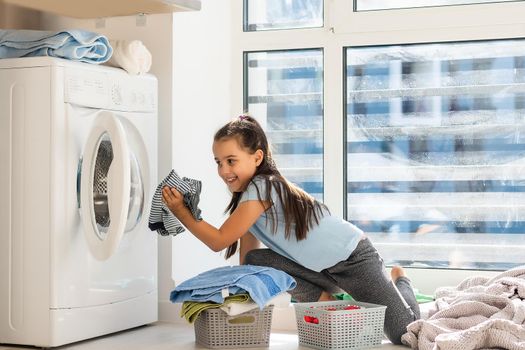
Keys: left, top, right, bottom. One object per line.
{"left": 294, "top": 300, "right": 386, "bottom": 350}
{"left": 194, "top": 305, "right": 274, "bottom": 348}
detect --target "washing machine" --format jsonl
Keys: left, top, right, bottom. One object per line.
{"left": 0, "top": 57, "right": 158, "bottom": 347}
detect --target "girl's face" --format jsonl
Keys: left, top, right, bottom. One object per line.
{"left": 213, "top": 137, "right": 263, "bottom": 192}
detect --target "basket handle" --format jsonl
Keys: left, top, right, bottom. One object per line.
{"left": 302, "top": 315, "right": 321, "bottom": 326}
{"left": 301, "top": 308, "right": 323, "bottom": 326}
{"left": 300, "top": 304, "right": 357, "bottom": 326}
{"left": 226, "top": 315, "right": 256, "bottom": 326}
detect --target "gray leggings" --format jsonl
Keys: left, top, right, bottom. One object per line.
{"left": 244, "top": 237, "right": 420, "bottom": 345}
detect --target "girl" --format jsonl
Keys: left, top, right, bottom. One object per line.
{"left": 162, "top": 115, "right": 420, "bottom": 345}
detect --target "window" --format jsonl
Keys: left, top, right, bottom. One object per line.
{"left": 234, "top": 0, "right": 525, "bottom": 271}
{"left": 332, "top": 1, "right": 525, "bottom": 38}
{"left": 244, "top": 0, "right": 323, "bottom": 31}
{"left": 355, "top": 0, "right": 520, "bottom": 11}
{"left": 345, "top": 40, "right": 525, "bottom": 269}
{"left": 245, "top": 49, "right": 324, "bottom": 200}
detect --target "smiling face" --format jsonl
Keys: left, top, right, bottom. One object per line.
{"left": 213, "top": 136, "right": 263, "bottom": 192}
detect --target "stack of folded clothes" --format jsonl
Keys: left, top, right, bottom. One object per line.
{"left": 170, "top": 265, "right": 296, "bottom": 323}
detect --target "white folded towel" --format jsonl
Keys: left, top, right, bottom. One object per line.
{"left": 219, "top": 292, "right": 292, "bottom": 316}
{"left": 106, "top": 39, "right": 152, "bottom": 75}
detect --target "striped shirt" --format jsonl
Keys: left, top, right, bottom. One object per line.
{"left": 148, "top": 169, "right": 202, "bottom": 236}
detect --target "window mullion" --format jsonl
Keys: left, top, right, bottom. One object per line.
{"left": 323, "top": 39, "right": 345, "bottom": 216}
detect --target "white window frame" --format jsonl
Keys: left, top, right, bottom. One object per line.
{"left": 331, "top": 1, "right": 525, "bottom": 44}
{"left": 230, "top": 0, "right": 522, "bottom": 282}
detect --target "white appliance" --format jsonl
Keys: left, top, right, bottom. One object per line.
{"left": 0, "top": 57, "right": 158, "bottom": 347}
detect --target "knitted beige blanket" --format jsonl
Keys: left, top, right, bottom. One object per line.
{"left": 402, "top": 265, "right": 525, "bottom": 350}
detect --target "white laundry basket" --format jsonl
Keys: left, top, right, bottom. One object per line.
{"left": 194, "top": 305, "right": 274, "bottom": 348}
{"left": 294, "top": 300, "right": 386, "bottom": 350}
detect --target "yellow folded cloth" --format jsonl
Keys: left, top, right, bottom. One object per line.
{"left": 181, "top": 293, "right": 251, "bottom": 323}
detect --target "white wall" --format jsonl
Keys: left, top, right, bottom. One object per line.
{"left": 170, "top": 1, "right": 234, "bottom": 283}
{"left": 0, "top": 3, "right": 41, "bottom": 29}
{"left": 161, "top": 0, "right": 236, "bottom": 321}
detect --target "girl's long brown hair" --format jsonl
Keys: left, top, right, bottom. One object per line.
{"left": 215, "top": 115, "right": 329, "bottom": 259}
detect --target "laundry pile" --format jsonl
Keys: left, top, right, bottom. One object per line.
{"left": 170, "top": 265, "right": 296, "bottom": 323}
{"left": 148, "top": 169, "right": 203, "bottom": 236}
{"left": 402, "top": 264, "right": 525, "bottom": 350}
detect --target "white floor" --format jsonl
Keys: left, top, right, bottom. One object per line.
{"left": 0, "top": 322, "right": 406, "bottom": 350}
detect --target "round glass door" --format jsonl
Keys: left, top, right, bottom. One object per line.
{"left": 92, "top": 135, "right": 113, "bottom": 239}
{"left": 80, "top": 112, "right": 134, "bottom": 261}
{"left": 89, "top": 137, "right": 144, "bottom": 236}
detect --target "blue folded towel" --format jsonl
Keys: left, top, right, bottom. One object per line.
{"left": 170, "top": 265, "right": 296, "bottom": 309}
{"left": 0, "top": 29, "right": 112, "bottom": 63}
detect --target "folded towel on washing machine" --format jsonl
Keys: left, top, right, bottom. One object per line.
{"left": 0, "top": 29, "right": 112, "bottom": 63}
{"left": 105, "top": 39, "right": 152, "bottom": 75}
{"left": 148, "top": 169, "right": 202, "bottom": 236}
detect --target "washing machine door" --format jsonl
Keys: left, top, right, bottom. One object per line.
{"left": 80, "top": 111, "right": 131, "bottom": 261}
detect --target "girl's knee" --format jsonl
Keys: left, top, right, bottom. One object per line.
{"left": 384, "top": 320, "right": 411, "bottom": 345}
{"left": 386, "top": 330, "right": 404, "bottom": 345}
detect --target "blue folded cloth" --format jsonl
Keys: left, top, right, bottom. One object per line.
{"left": 0, "top": 29, "right": 112, "bottom": 63}
{"left": 170, "top": 265, "right": 296, "bottom": 309}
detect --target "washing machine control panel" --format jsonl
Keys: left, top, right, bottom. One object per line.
{"left": 64, "top": 67, "right": 157, "bottom": 112}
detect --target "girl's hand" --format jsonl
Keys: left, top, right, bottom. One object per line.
{"left": 162, "top": 186, "right": 185, "bottom": 216}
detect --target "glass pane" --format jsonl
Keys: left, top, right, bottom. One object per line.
{"left": 246, "top": 49, "right": 324, "bottom": 201}
{"left": 244, "top": 0, "right": 323, "bottom": 31}
{"left": 356, "top": 0, "right": 520, "bottom": 11}
{"left": 345, "top": 39, "right": 525, "bottom": 270}
{"left": 93, "top": 135, "right": 113, "bottom": 239}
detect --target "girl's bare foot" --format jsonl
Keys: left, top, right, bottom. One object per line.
{"left": 390, "top": 265, "right": 407, "bottom": 282}
{"left": 318, "top": 291, "right": 336, "bottom": 301}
